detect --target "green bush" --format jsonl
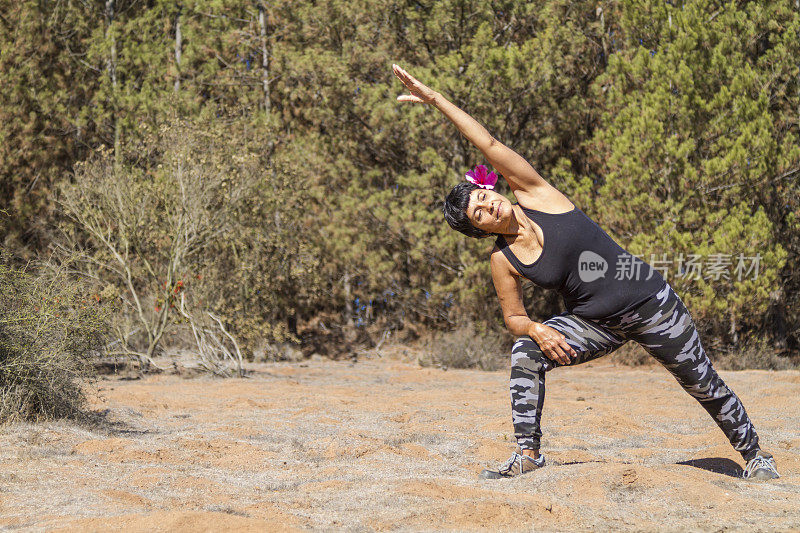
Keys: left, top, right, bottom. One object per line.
{"left": 0, "top": 260, "right": 109, "bottom": 423}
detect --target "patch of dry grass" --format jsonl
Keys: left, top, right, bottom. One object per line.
{"left": 0, "top": 357, "right": 798, "bottom": 532}
{"left": 418, "top": 324, "right": 510, "bottom": 371}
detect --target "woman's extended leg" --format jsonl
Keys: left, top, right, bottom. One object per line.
{"left": 511, "top": 313, "right": 627, "bottom": 451}
{"left": 600, "top": 283, "right": 761, "bottom": 459}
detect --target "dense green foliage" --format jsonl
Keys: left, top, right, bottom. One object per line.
{"left": 0, "top": 0, "right": 797, "bottom": 362}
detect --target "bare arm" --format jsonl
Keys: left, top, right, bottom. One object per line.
{"left": 490, "top": 249, "right": 577, "bottom": 365}
{"left": 392, "top": 64, "right": 551, "bottom": 195}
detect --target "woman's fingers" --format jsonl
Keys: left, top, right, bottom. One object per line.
{"left": 392, "top": 64, "right": 411, "bottom": 86}
{"left": 393, "top": 64, "right": 421, "bottom": 91}
{"left": 399, "top": 68, "right": 418, "bottom": 85}
{"left": 560, "top": 338, "right": 578, "bottom": 359}
{"left": 535, "top": 326, "right": 578, "bottom": 365}
{"left": 393, "top": 64, "right": 433, "bottom": 104}
{"left": 397, "top": 95, "right": 425, "bottom": 103}
{"left": 553, "top": 337, "right": 577, "bottom": 365}
{"left": 542, "top": 341, "right": 565, "bottom": 365}
{"left": 393, "top": 63, "right": 409, "bottom": 79}
{"left": 551, "top": 344, "right": 570, "bottom": 365}
{"left": 393, "top": 64, "right": 416, "bottom": 101}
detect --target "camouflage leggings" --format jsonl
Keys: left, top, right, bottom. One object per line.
{"left": 511, "top": 283, "right": 760, "bottom": 460}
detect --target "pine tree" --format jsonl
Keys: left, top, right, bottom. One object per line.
{"left": 587, "top": 0, "right": 796, "bottom": 348}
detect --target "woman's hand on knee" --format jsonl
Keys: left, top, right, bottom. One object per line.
{"left": 529, "top": 323, "right": 577, "bottom": 365}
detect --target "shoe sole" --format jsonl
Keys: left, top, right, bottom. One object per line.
{"left": 479, "top": 468, "right": 538, "bottom": 480}
{"left": 747, "top": 468, "right": 779, "bottom": 481}
{"left": 479, "top": 469, "right": 508, "bottom": 480}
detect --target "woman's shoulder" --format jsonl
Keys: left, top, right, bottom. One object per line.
{"left": 490, "top": 238, "right": 523, "bottom": 278}
{"left": 490, "top": 239, "right": 510, "bottom": 262}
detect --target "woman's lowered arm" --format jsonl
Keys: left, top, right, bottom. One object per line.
{"left": 490, "top": 249, "right": 577, "bottom": 365}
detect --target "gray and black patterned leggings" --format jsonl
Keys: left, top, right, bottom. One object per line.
{"left": 511, "top": 283, "right": 761, "bottom": 460}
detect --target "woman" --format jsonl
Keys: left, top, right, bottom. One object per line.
{"left": 392, "top": 64, "right": 779, "bottom": 481}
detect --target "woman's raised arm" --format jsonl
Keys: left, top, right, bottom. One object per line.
{"left": 392, "top": 64, "right": 549, "bottom": 195}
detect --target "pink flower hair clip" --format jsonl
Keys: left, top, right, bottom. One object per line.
{"left": 465, "top": 164, "right": 498, "bottom": 189}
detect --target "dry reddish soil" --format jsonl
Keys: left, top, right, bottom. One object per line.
{"left": 1, "top": 350, "right": 799, "bottom": 532}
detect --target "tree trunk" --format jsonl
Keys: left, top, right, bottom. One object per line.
{"left": 105, "top": 0, "right": 119, "bottom": 165}
{"left": 343, "top": 271, "right": 354, "bottom": 327}
{"left": 343, "top": 271, "right": 356, "bottom": 343}
{"left": 258, "top": 2, "right": 270, "bottom": 113}
{"left": 174, "top": 4, "right": 182, "bottom": 93}
{"left": 597, "top": 5, "right": 608, "bottom": 67}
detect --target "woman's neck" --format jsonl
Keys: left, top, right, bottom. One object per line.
{"left": 498, "top": 205, "right": 526, "bottom": 237}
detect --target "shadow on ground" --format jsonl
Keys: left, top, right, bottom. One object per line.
{"left": 676, "top": 457, "right": 743, "bottom": 478}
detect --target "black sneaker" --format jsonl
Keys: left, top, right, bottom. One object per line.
{"left": 479, "top": 448, "right": 545, "bottom": 479}
{"left": 742, "top": 450, "right": 780, "bottom": 480}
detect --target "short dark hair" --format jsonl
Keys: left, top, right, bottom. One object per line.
{"left": 442, "top": 182, "right": 492, "bottom": 239}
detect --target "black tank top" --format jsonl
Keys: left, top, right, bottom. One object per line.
{"left": 495, "top": 204, "right": 667, "bottom": 320}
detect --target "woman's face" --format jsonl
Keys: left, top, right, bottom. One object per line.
{"left": 466, "top": 188, "right": 514, "bottom": 234}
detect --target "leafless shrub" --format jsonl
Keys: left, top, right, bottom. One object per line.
{"left": 55, "top": 116, "right": 310, "bottom": 372}
{"left": 609, "top": 342, "right": 655, "bottom": 367}
{"left": 176, "top": 293, "right": 244, "bottom": 377}
{"left": 56, "top": 120, "right": 256, "bottom": 369}
{"left": 257, "top": 342, "right": 304, "bottom": 362}
{"left": 714, "top": 336, "right": 796, "bottom": 370}
{"left": 419, "top": 323, "right": 510, "bottom": 371}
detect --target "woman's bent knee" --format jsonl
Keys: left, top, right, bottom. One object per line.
{"left": 511, "top": 336, "right": 550, "bottom": 373}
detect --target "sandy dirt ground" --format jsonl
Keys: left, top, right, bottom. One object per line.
{"left": 1, "top": 352, "right": 799, "bottom": 532}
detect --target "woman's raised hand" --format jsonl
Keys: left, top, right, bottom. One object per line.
{"left": 392, "top": 64, "right": 438, "bottom": 105}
